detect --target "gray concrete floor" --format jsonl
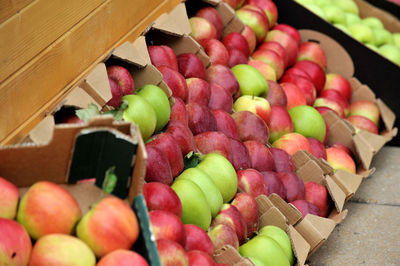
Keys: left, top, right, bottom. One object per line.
{"left": 308, "top": 146, "right": 400, "bottom": 266}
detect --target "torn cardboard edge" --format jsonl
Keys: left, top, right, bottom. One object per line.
{"left": 213, "top": 245, "right": 251, "bottom": 265}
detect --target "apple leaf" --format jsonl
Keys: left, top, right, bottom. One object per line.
{"left": 183, "top": 151, "right": 202, "bottom": 170}
{"left": 103, "top": 99, "right": 129, "bottom": 121}
{"left": 103, "top": 166, "right": 118, "bottom": 194}
{"left": 76, "top": 103, "right": 100, "bottom": 123}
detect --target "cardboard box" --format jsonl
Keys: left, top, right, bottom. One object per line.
{"left": 274, "top": 0, "right": 400, "bottom": 146}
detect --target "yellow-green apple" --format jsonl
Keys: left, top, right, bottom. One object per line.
{"left": 272, "top": 132, "right": 312, "bottom": 155}
{"left": 247, "top": 0, "right": 278, "bottom": 28}
{"left": 307, "top": 137, "right": 327, "bottom": 160}
{"left": 373, "top": 28, "right": 393, "bottom": 47}
{"left": 137, "top": 84, "right": 170, "bottom": 132}
{"left": 227, "top": 48, "right": 248, "bottom": 68}
{"left": 213, "top": 110, "right": 240, "bottom": 140}
{"left": 29, "top": 234, "right": 95, "bottom": 266}
{"left": 362, "top": 17, "right": 384, "bottom": 29}
{"left": 348, "top": 23, "right": 375, "bottom": 44}
{"left": 17, "top": 181, "right": 81, "bottom": 240}
{"left": 259, "top": 225, "right": 294, "bottom": 265}
{"left": 267, "top": 80, "right": 288, "bottom": 107}
{"left": 201, "top": 39, "right": 229, "bottom": 66}
{"left": 186, "top": 77, "right": 211, "bottom": 106}
{"left": 329, "top": 142, "right": 353, "bottom": 158}
{"left": 231, "top": 64, "right": 269, "bottom": 97}
{"left": 336, "top": 0, "right": 359, "bottom": 14}
{"left": 143, "top": 182, "right": 182, "bottom": 217}
{"left": 205, "top": 65, "right": 240, "bottom": 98}
{"left": 209, "top": 83, "right": 233, "bottom": 113}
{"left": 156, "top": 239, "right": 189, "bottom": 266}
{"left": 146, "top": 133, "right": 184, "bottom": 178}
{"left": 248, "top": 60, "right": 277, "bottom": 82}
{"left": 335, "top": 23, "right": 352, "bottom": 34}
{"left": 184, "top": 224, "right": 214, "bottom": 256}
{"left": 144, "top": 146, "right": 173, "bottom": 185}
{"left": 273, "top": 24, "right": 301, "bottom": 44}
{"left": 349, "top": 100, "right": 380, "bottom": 126}
{"left": 232, "top": 110, "right": 270, "bottom": 144}
{"left": 196, "top": 7, "right": 224, "bottom": 39}
{"left": 177, "top": 167, "right": 223, "bottom": 218}
{"left": 97, "top": 250, "right": 148, "bottom": 266}
{"left": 289, "top": 105, "right": 327, "bottom": 142}
{"left": 393, "top": 33, "right": 400, "bottom": 48}
{"left": 313, "top": 97, "right": 345, "bottom": 118}
{"left": 208, "top": 224, "right": 239, "bottom": 251}
{"left": 195, "top": 131, "right": 233, "bottom": 164}
{"left": 0, "top": 177, "right": 19, "bottom": 219}
{"left": 290, "top": 200, "right": 321, "bottom": 218}
{"left": 281, "top": 82, "right": 307, "bottom": 109}
{"left": 305, "top": 181, "right": 331, "bottom": 217}
{"left": 229, "top": 137, "right": 252, "bottom": 171}
{"left": 265, "top": 30, "right": 299, "bottom": 66}
{"left": 106, "top": 78, "right": 123, "bottom": 108}
{"left": 171, "top": 179, "right": 212, "bottom": 230}
{"left": 106, "top": 65, "right": 134, "bottom": 95}
{"left": 281, "top": 72, "right": 317, "bottom": 105}
{"left": 170, "top": 96, "right": 189, "bottom": 126}
{"left": 197, "top": 153, "right": 238, "bottom": 203}
{"left": 188, "top": 250, "right": 216, "bottom": 266}
{"left": 293, "top": 60, "right": 326, "bottom": 92}
{"left": 252, "top": 49, "right": 285, "bottom": 80}
{"left": 297, "top": 42, "right": 327, "bottom": 70}
{"left": 326, "top": 147, "right": 356, "bottom": 174}
{"left": 268, "top": 105, "right": 294, "bottom": 143}
{"left": 237, "top": 168, "right": 269, "bottom": 198}
{"left": 239, "top": 235, "right": 290, "bottom": 266}
{"left": 319, "top": 89, "right": 349, "bottom": 116}
{"left": 222, "top": 32, "right": 250, "bottom": 57}
{"left": 148, "top": 45, "right": 178, "bottom": 71}
{"left": 244, "top": 140, "right": 275, "bottom": 172}
{"left": 241, "top": 25, "right": 257, "bottom": 54}
{"left": 149, "top": 210, "right": 186, "bottom": 246}
{"left": 322, "top": 5, "right": 346, "bottom": 24}
{"left": 315, "top": 106, "right": 331, "bottom": 144}
{"left": 379, "top": 44, "right": 400, "bottom": 65}
{"left": 166, "top": 120, "right": 197, "bottom": 157}
{"left": 345, "top": 12, "right": 361, "bottom": 26}
{"left": 186, "top": 103, "right": 217, "bottom": 135}
{"left": 248, "top": 256, "right": 265, "bottom": 266}
{"left": 257, "top": 41, "right": 289, "bottom": 68}
{"left": 270, "top": 147, "right": 295, "bottom": 173}
{"left": 212, "top": 204, "right": 247, "bottom": 244}
{"left": 346, "top": 115, "right": 378, "bottom": 134}
{"left": 189, "top": 17, "right": 217, "bottom": 43}
{"left": 305, "top": 4, "right": 327, "bottom": 19}
{"left": 278, "top": 172, "right": 305, "bottom": 202}
{"left": 236, "top": 5, "right": 269, "bottom": 43}
{"left": 158, "top": 66, "right": 188, "bottom": 101}
{"left": 232, "top": 192, "right": 259, "bottom": 237}
{"left": 260, "top": 171, "right": 287, "bottom": 200}
{"left": 0, "top": 218, "right": 31, "bottom": 266}
{"left": 233, "top": 95, "right": 271, "bottom": 125}
{"left": 223, "top": 0, "right": 236, "bottom": 9}
{"left": 178, "top": 53, "right": 206, "bottom": 79}
{"left": 322, "top": 73, "right": 352, "bottom": 101}
{"left": 76, "top": 196, "right": 139, "bottom": 257}
{"left": 123, "top": 94, "right": 157, "bottom": 140}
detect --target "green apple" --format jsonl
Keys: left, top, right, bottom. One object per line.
{"left": 295, "top": 0, "right": 315, "bottom": 6}
{"left": 259, "top": 225, "right": 294, "bottom": 265}
{"left": 176, "top": 167, "right": 223, "bottom": 217}
{"left": 231, "top": 64, "right": 269, "bottom": 97}
{"left": 345, "top": 12, "right": 361, "bottom": 26}
{"left": 348, "top": 23, "right": 375, "bottom": 44}
{"left": 123, "top": 94, "right": 156, "bottom": 140}
{"left": 136, "top": 84, "right": 170, "bottom": 132}
{"left": 171, "top": 179, "right": 212, "bottom": 230}
{"left": 322, "top": 5, "right": 346, "bottom": 25}
{"left": 334, "top": 24, "right": 351, "bottom": 35}
{"left": 304, "top": 4, "right": 326, "bottom": 20}
{"left": 288, "top": 105, "right": 326, "bottom": 142}
{"left": 379, "top": 44, "right": 400, "bottom": 65}
{"left": 233, "top": 95, "right": 271, "bottom": 124}
{"left": 365, "top": 43, "right": 380, "bottom": 53}
{"left": 196, "top": 153, "right": 237, "bottom": 203}
{"left": 239, "top": 235, "right": 290, "bottom": 266}
{"left": 393, "top": 33, "right": 400, "bottom": 49}
{"left": 248, "top": 256, "right": 265, "bottom": 266}
{"left": 313, "top": 0, "right": 331, "bottom": 7}
{"left": 362, "top": 17, "right": 384, "bottom": 29}
{"left": 372, "top": 28, "right": 393, "bottom": 46}
{"left": 335, "top": 0, "right": 359, "bottom": 15}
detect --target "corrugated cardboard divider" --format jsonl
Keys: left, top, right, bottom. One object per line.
{"left": 213, "top": 245, "right": 251, "bottom": 265}
{"left": 80, "top": 63, "right": 112, "bottom": 107}
{"left": 331, "top": 170, "right": 363, "bottom": 201}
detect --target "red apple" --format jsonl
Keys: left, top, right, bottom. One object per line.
{"left": 257, "top": 41, "right": 288, "bottom": 68}
{"left": 272, "top": 132, "right": 312, "bottom": 155}
{"left": 248, "top": 60, "right": 277, "bottom": 81}
{"left": 148, "top": 45, "right": 178, "bottom": 71}
{"left": 178, "top": 53, "right": 206, "bottom": 79}
{"left": 223, "top": 0, "right": 236, "bottom": 9}
{"left": 143, "top": 182, "right": 182, "bottom": 217}
{"left": 227, "top": 48, "right": 248, "bottom": 68}
{"left": 149, "top": 210, "right": 186, "bottom": 246}
{"left": 188, "top": 250, "right": 216, "bottom": 266}
{"left": 280, "top": 82, "right": 307, "bottom": 109}
{"left": 265, "top": 30, "right": 299, "bottom": 66}
{"left": 146, "top": 133, "right": 184, "bottom": 177}
{"left": 290, "top": 200, "right": 321, "bottom": 218}
{"left": 184, "top": 224, "right": 214, "bottom": 256}
{"left": 268, "top": 105, "right": 294, "bottom": 143}
{"left": 237, "top": 168, "right": 269, "bottom": 197}
{"left": 156, "top": 239, "right": 189, "bottom": 266}
{"left": 186, "top": 103, "right": 218, "bottom": 135}
{"left": 322, "top": 73, "right": 352, "bottom": 101}
{"left": 106, "top": 78, "right": 123, "bottom": 108}
{"left": 270, "top": 147, "right": 295, "bottom": 173}
{"left": 247, "top": 0, "right": 278, "bottom": 28}
{"left": 294, "top": 60, "right": 326, "bottom": 93}
{"left": 107, "top": 65, "right": 134, "bottom": 95}
{"left": 232, "top": 111, "right": 269, "bottom": 144}
{"left": 244, "top": 140, "right": 275, "bottom": 172}
{"left": 0, "top": 177, "right": 19, "bottom": 219}
{"left": 280, "top": 73, "right": 317, "bottom": 106}
{"left": 189, "top": 17, "right": 217, "bottom": 43}
{"left": 236, "top": 5, "right": 269, "bottom": 43}
{"left": 62, "top": 114, "right": 84, "bottom": 124}
{"left": 319, "top": 89, "right": 349, "bottom": 116}
{"left": 145, "top": 146, "right": 173, "bottom": 185}
{"left": 209, "top": 83, "right": 234, "bottom": 113}
{"left": 205, "top": 65, "right": 240, "bottom": 98}
{"left": 346, "top": 115, "right": 379, "bottom": 134}
{"left": 349, "top": 100, "right": 380, "bottom": 127}
{"left": 157, "top": 66, "right": 188, "bottom": 101}
{"left": 97, "top": 250, "right": 148, "bottom": 266}
{"left": 232, "top": 193, "right": 259, "bottom": 238}
{"left": 313, "top": 97, "right": 345, "bottom": 118}
{"left": 283, "top": 67, "right": 312, "bottom": 81}
{"left": 201, "top": 39, "right": 229, "bottom": 66}
{"left": 297, "top": 42, "right": 327, "bottom": 70}
{"left": 213, "top": 110, "right": 240, "bottom": 140}
{"left": 260, "top": 171, "right": 287, "bottom": 200}
{"left": 170, "top": 96, "right": 189, "bottom": 126}
{"left": 208, "top": 224, "right": 239, "bottom": 251}
{"left": 266, "top": 80, "right": 287, "bottom": 107}
{"left": 186, "top": 77, "right": 211, "bottom": 106}
{"left": 272, "top": 24, "right": 301, "bottom": 44}
{"left": 211, "top": 204, "right": 247, "bottom": 244}
{"left": 194, "top": 131, "right": 233, "bottom": 163}
{"left": 167, "top": 120, "right": 197, "bottom": 157}
{"left": 236, "top": 0, "right": 246, "bottom": 9}
{"left": 252, "top": 49, "right": 285, "bottom": 79}
{"left": 229, "top": 137, "right": 252, "bottom": 171}
{"left": 196, "top": 7, "right": 224, "bottom": 39}
{"left": 278, "top": 172, "right": 305, "bottom": 202}
{"left": 222, "top": 32, "right": 250, "bottom": 57}
{"left": 304, "top": 181, "right": 331, "bottom": 217}
{"left": 241, "top": 25, "right": 257, "bottom": 54}
{"left": 326, "top": 147, "right": 356, "bottom": 174}
{"left": 307, "top": 137, "right": 327, "bottom": 160}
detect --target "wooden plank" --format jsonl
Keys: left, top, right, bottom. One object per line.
{"left": 0, "top": 0, "right": 106, "bottom": 83}
{"left": 0, "top": 0, "right": 181, "bottom": 145}
{"left": 0, "top": 0, "right": 33, "bottom": 24}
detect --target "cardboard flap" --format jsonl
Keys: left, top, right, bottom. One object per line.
{"left": 331, "top": 170, "right": 363, "bottom": 200}
{"left": 128, "top": 128, "right": 147, "bottom": 204}
{"left": 323, "top": 111, "right": 355, "bottom": 153}
{"left": 80, "top": 63, "right": 112, "bottom": 106}
{"left": 296, "top": 160, "right": 325, "bottom": 184}
{"left": 349, "top": 77, "right": 362, "bottom": 90}
{"left": 324, "top": 175, "right": 346, "bottom": 213}
{"left": 214, "top": 245, "right": 246, "bottom": 265}
{"left": 287, "top": 225, "right": 310, "bottom": 266}
{"left": 269, "top": 194, "right": 303, "bottom": 226}
{"left": 256, "top": 194, "right": 274, "bottom": 215}
{"left": 112, "top": 41, "right": 148, "bottom": 68}
{"left": 328, "top": 209, "right": 348, "bottom": 225}
{"left": 377, "top": 98, "right": 396, "bottom": 132}
{"left": 357, "top": 130, "right": 386, "bottom": 154}
{"left": 299, "top": 30, "right": 354, "bottom": 79}
{"left": 353, "top": 132, "right": 375, "bottom": 170}
{"left": 305, "top": 215, "right": 336, "bottom": 238}
{"left": 28, "top": 115, "right": 55, "bottom": 145}
{"left": 351, "top": 84, "right": 376, "bottom": 103}
{"left": 259, "top": 207, "right": 288, "bottom": 230}
{"left": 292, "top": 150, "right": 312, "bottom": 169}
{"left": 234, "top": 259, "right": 254, "bottom": 266}
{"left": 216, "top": 2, "right": 245, "bottom": 37}
{"left": 294, "top": 218, "right": 324, "bottom": 254}
{"left": 64, "top": 86, "right": 101, "bottom": 109}
{"left": 153, "top": 3, "right": 191, "bottom": 36}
